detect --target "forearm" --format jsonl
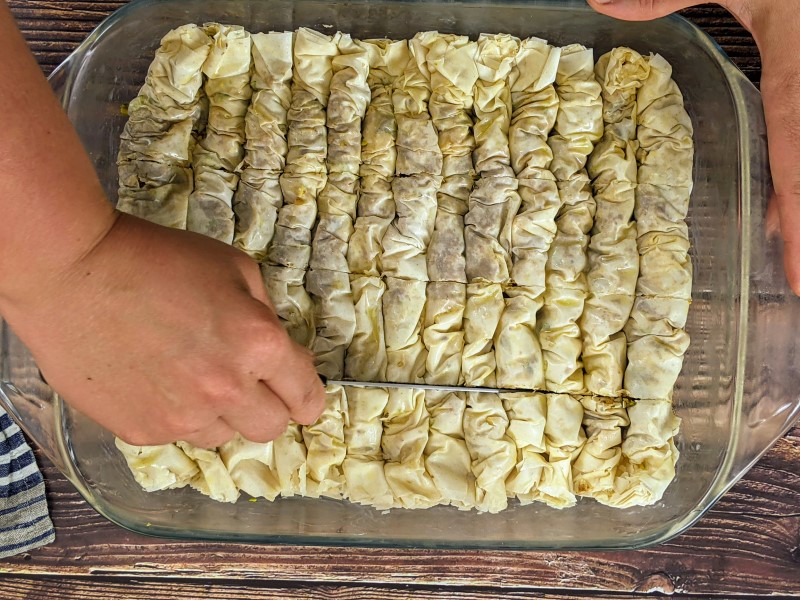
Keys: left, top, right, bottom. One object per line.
{"left": 0, "top": 2, "right": 117, "bottom": 309}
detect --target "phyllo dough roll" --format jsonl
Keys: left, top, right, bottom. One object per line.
{"left": 580, "top": 47, "right": 649, "bottom": 397}
{"left": 571, "top": 396, "right": 629, "bottom": 504}
{"left": 465, "top": 35, "right": 520, "bottom": 286}
{"left": 117, "top": 24, "right": 212, "bottom": 228}
{"left": 531, "top": 393, "right": 586, "bottom": 508}
{"left": 423, "top": 281, "right": 466, "bottom": 385}
{"left": 115, "top": 439, "right": 199, "bottom": 493}
{"left": 343, "top": 387, "right": 394, "bottom": 509}
{"left": 345, "top": 275, "right": 388, "bottom": 381}
{"left": 507, "top": 37, "right": 561, "bottom": 288}
{"left": 624, "top": 53, "right": 693, "bottom": 400}
{"left": 419, "top": 35, "right": 476, "bottom": 382}
{"left": 461, "top": 282, "right": 504, "bottom": 387}
{"left": 187, "top": 24, "right": 253, "bottom": 243}
{"left": 380, "top": 174, "right": 441, "bottom": 280}
{"left": 502, "top": 392, "right": 547, "bottom": 503}
{"left": 302, "top": 385, "right": 348, "bottom": 499}
{"left": 348, "top": 40, "right": 407, "bottom": 277}
{"left": 393, "top": 34, "right": 442, "bottom": 177}
{"left": 233, "top": 31, "right": 293, "bottom": 260}
{"left": 260, "top": 264, "right": 314, "bottom": 348}
{"left": 218, "top": 434, "right": 281, "bottom": 500}
{"left": 424, "top": 390, "right": 476, "bottom": 509}
{"left": 463, "top": 392, "right": 516, "bottom": 513}
{"left": 495, "top": 38, "right": 561, "bottom": 390}
{"left": 382, "top": 388, "right": 441, "bottom": 508}
{"left": 605, "top": 399, "right": 681, "bottom": 507}
{"left": 309, "top": 35, "right": 370, "bottom": 378}
{"left": 176, "top": 442, "right": 240, "bottom": 503}
{"left": 383, "top": 277, "right": 428, "bottom": 383}
{"left": 539, "top": 45, "right": 602, "bottom": 393}
{"left": 269, "top": 28, "right": 340, "bottom": 271}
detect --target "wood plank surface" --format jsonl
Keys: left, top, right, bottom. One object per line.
{"left": 3, "top": 1, "right": 799, "bottom": 599}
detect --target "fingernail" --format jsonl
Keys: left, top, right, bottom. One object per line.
{"left": 592, "top": 0, "right": 614, "bottom": 4}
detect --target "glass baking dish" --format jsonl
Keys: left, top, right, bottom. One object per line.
{"left": 2, "top": 0, "right": 799, "bottom": 550}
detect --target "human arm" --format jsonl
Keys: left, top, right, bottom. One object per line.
{"left": 0, "top": 2, "right": 324, "bottom": 448}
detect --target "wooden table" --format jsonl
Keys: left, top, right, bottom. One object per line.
{"left": 2, "top": 2, "right": 798, "bottom": 598}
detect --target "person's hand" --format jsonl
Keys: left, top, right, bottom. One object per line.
{"left": 588, "top": 0, "right": 800, "bottom": 295}
{"left": 0, "top": 212, "right": 325, "bottom": 448}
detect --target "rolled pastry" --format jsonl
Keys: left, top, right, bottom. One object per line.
{"left": 383, "top": 277, "right": 427, "bottom": 383}
{"left": 187, "top": 24, "right": 253, "bottom": 243}
{"left": 424, "top": 390, "right": 476, "bottom": 509}
{"left": 219, "top": 434, "right": 281, "bottom": 500}
{"left": 624, "top": 53, "right": 694, "bottom": 399}
{"left": 115, "top": 439, "right": 199, "bottom": 492}
{"left": 540, "top": 44, "right": 603, "bottom": 393}
{"left": 463, "top": 392, "right": 516, "bottom": 513}
{"left": 605, "top": 399, "right": 681, "bottom": 508}
{"left": 348, "top": 40, "right": 407, "bottom": 277}
{"left": 233, "top": 31, "right": 293, "bottom": 260}
{"left": 382, "top": 388, "right": 441, "bottom": 508}
{"left": 303, "top": 385, "right": 347, "bottom": 498}
{"left": 345, "top": 275, "right": 388, "bottom": 381}
{"left": 117, "top": 24, "right": 212, "bottom": 228}
{"left": 260, "top": 264, "right": 315, "bottom": 348}
{"left": 581, "top": 47, "right": 649, "bottom": 397}
{"left": 502, "top": 392, "right": 547, "bottom": 503}
{"left": 176, "top": 442, "right": 240, "bottom": 503}
{"left": 423, "top": 281, "right": 466, "bottom": 385}
{"left": 343, "top": 387, "right": 394, "bottom": 509}
{"left": 393, "top": 34, "right": 442, "bottom": 176}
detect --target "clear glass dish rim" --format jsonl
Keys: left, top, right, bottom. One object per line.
{"left": 44, "top": 0, "right": 769, "bottom": 550}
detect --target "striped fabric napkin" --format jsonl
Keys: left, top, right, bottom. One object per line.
{"left": 0, "top": 407, "right": 55, "bottom": 558}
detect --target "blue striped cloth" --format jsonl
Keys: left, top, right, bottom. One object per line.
{"left": 0, "top": 408, "right": 55, "bottom": 558}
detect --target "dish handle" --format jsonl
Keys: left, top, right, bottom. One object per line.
{"left": 725, "top": 66, "right": 800, "bottom": 487}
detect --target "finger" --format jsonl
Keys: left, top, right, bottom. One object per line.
{"left": 221, "top": 381, "right": 292, "bottom": 443}
{"left": 587, "top": 0, "right": 709, "bottom": 21}
{"left": 761, "top": 66, "right": 800, "bottom": 295}
{"left": 250, "top": 308, "right": 325, "bottom": 425}
{"left": 181, "top": 418, "right": 236, "bottom": 449}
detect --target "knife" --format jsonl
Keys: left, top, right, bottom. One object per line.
{"left": 318, "top": 375, "right": 638, "bottom": 404}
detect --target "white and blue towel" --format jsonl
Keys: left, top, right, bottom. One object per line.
{"left": 0, "top": 408, "right": 54, "bottom": 558}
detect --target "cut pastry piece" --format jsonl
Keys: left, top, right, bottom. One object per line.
{"left": 424, "top": 390, "right": 476, "bottom": 509}
{"left": 463, "top": 392, "right": 516, "bottom": 513}
{"left": 423, "top": 281, "right": 466, "bottom": 386}
{"left": 393, "top": 35, "right": 442, "bottom": 176}
{"left": 502, "top": 392, "right": 547, "bottom": 502}
{"left": 272, "top": 423, "right": 308, "bottom": 497}
{"left": 383, "top": 277, "right": 427, "bottom": 383}
{"left": 528, "top": 393, "right": 586, "bottom": 508}
{"left": 219, "top": 434, "right": 281, "bottom": 501}
{"left": 115, "top": 439, "right": 199, "bottom": 492}
{"left": 345, "top": 275, "right": 388, "bottom": 382}
{"left": 303, "top": 385, "right": 347, "bottom": 499}
{"left": 261, "top": 265, "right": 315, "bottom": 348}
{"left": 307, "top": 269, "right": 356, "bottom": 380}
{"left": 382, "top": 388, "right": 441, "bottom": 508}
{"left": 495, "top": 286, "right": 545, "bottom": 390}
{"left": 176, "top": 442, "right": 240, "bottom": 503}
{"left": 343, "top": 386, "right": 395, "bottom": 509}
{"left": 606, "top": 399, "right": 681, "bottom": 507}
{"left": 461, "top": 282, "right": 504, "bottom": 387}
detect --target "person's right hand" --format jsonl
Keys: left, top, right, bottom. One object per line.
{"left": 0, "top": 212, "right": 325, "bottom": 449}
{"left": 588, "top": 0, "right": 800, "bottom": 295}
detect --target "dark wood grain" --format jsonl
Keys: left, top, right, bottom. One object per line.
{"left": 2, "top": 1, "right": 798, "bottom": 599}
{"left": 8, "top": 576, "right": 800, "bottom": 600}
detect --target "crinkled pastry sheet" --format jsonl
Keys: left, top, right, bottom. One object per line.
{"left": 116, "top": 25, "right": 692, "bottom": 512}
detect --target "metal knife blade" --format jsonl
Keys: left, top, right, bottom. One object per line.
{"left": 325, "top": 378, "right": 524, "bottom": 395}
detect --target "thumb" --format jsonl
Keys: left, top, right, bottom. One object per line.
{"left": 587, "top": 0, "right": 711, "bottom": 21}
